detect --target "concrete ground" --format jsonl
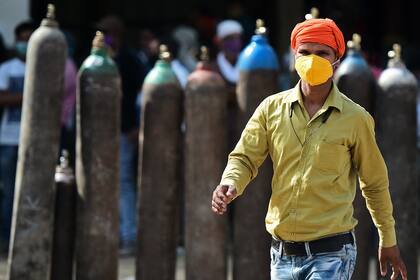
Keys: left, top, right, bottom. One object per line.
{"left": 0, "top": 248, "right": 197, "bottom": 280}
{"left": 0, "top": 249, "right": 418, "bottom": 279}
{"left": 0, "top": 247, "right": 196, "bottom": 280}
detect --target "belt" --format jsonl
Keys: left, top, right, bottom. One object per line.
{"left": 271, "top": 232, "right": 354, "bottom": 256}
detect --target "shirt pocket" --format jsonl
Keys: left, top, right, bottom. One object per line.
{"left": 313, "top": 139, "right": 350, "bottom": 175}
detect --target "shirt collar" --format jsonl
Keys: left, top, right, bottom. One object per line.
{"left": 285, "top": 81, "right": 343, "bottom": 112}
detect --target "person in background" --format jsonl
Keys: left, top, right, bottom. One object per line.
{"left": 0, "top": 21, "right": 36, "bottom": 254}
{"left": 215, "top": 19, "right": 243, "bottom": 87}
{"left": 137, "top": 28, "right": 160, "bottom": 73}
{"left": 97, "top": 15, "right": 147, "bottom": 255}
{"left": 172, "top": 25, "right": 199, "bottom": 73}
{"left": 214, "top": 20, "right": 244, "bottom": 152}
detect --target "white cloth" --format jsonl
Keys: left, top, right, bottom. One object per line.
{"left": 0, "top": 58, "right": 25, "bottom": 145}
{"left": 217, "top": 20, "right": 243, "bottom": 40}
{"left": 171, "top": 59, "right": 190, "bottom": 89}
{"left": 217, "top": 52, "right": 239, "bottom": 84}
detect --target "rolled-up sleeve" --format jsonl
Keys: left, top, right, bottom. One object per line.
{"left": 352, "top": 112, "right": 396, "bottom": 248}
{"left": 220, "top": 99, "right": 269, "bottom": 196}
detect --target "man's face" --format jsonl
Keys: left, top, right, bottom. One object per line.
{"left": 104, "top": 31, "right": 122, "bottom": 53}
{"left": 220, "top": 34, "right": 242, "bottom": 56}
{"left": 15, "top": 29, "right": 33, "bottom": 60}
{"left": 16, "top": 29, "right": 32, "bottom": 43}
{"left": 295, "top": 42, "right": 337, "bottom": 64}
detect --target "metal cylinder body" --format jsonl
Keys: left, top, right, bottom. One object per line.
{"left": 335, "top": 50, "right": 375, "bottom": 112}
{"left": 136, "top": 59, "right": 183, "bottom": 280}
{"left": 184, "top": 62, "right": 228, "bottom": 280}
{"left": 377, "top": 63, "right": 418, "bottom": 280}
{"left": 51, "top": 151, "right": 76, "bottom": 280}
{"left": 334, "top": 48, "right": 375, "bottom": 279}
{"left": 233, "top": 33, "right": 279, "bottom": 280}
{"left": 75, "top": 38, "right": 121, "bottom": 280}
{"left": 7, "top": 15, "right": 67, "bottom": 280}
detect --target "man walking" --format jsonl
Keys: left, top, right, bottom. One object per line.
{"left": 212, "top": 18, "right": 407, "bottom": 279}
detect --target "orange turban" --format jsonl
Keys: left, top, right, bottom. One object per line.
{"left": 290, "top": 18, "right": 346, "bottom": 58}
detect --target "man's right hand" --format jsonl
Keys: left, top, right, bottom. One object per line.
{"left": 211, "top": 185, "right": 237, "bottom": 215}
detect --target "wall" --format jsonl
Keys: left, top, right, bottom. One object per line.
{"left": 0, "top": 0, "right": 30, "bottom": 47}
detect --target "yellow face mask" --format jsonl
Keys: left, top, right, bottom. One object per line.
{"left": 295, "top": 54, "right": 338, "bottom": 86}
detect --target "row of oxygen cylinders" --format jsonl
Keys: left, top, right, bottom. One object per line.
{"left": 5, "top": 4, "right": 418, "bottom": 280}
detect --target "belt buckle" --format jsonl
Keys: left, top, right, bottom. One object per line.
{"left": 283, "top": 240, "right": 307, "bottom": 257}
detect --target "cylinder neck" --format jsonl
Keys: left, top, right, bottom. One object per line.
{"left": 305, "top": 7, "right": 319, "bottom": 20}
{"left": 59, "top": 150, "right": 70, "bottom": 169}
{"left": 251, "top": 34, "right": 268, "bottom": 44}
{"left": 195, "top": 61, "right": 213, "bottom": 71}
{"left": 90, "top": 31, "right": 108, "bottom": 57}
{"left": 159, "top": 44, "right": 172, "bottom": 62}
{"left": 387, "top": 43, "right": 405, "bottom": 69}
{"left": 41, "top": 4, "right": 58, "bottom": 28}
{"left": 56, "top": 150, "right": 74, "bottom": 176}
{"left": 255, "top": 19, "right": 267, "bottom": 36}
{"left": 195, "top": 46, "right": 212, "bottom": 71}
{"left": 155, "top": 59, "right": 171, "bottom": 68}
{"left": 347, "top": 48, "right": 361, "bottom": 58}
{"left": 91, "top": 47, "right": 108, "bottom": 57}
{"left": 346, "top": 33, "right": 362, "bottom": 58}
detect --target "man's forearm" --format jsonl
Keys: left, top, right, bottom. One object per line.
{"left": 220, "top": 157, "right": 254, "bottom": 197}
{"left": 361, "top": 181, "right": 396, "bottom": 247}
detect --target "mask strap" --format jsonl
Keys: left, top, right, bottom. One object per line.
{"left": 331, "top": 59, "right": 340, "bottom": 72}
{"left": 331, "top": 59, "right": 340, "bottom": 67}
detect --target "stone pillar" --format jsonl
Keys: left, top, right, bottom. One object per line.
{"left": 75, "top": 31, "right": 121, "bottom": 280}
{"left": 376, "top": 44, "right": 418, "bottom": 280}
{"left": 7, "top": 5, "right": 67, "bottom": 279}
{"left": 136, "top": 45, "right": 183, "bottom": 280}
{"left": 184, "top": 47, "right": 228, "bottom": 280}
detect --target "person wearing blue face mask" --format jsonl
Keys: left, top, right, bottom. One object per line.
{"left": 14, "top": 41, "right": 28, "bottom": 60}
{"left": 0, "top": 20, "right": 35, "bottom": 254}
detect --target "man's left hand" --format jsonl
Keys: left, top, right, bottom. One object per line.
{"left": 378, "top": 245, "right": 407, "bottom": 280}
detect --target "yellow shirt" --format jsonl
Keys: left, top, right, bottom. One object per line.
{"left": 221, "top": 82, "right": 396, "bottom": 247}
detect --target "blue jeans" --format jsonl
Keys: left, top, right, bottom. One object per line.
{"left": 270, "top": 241, "right": 356, "bottom": 280}
{"left": 119, "top": 134, "right": 137, "bottom": 243}
{"left": 0, "top": 145, "right": 18, "bottom": 245}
